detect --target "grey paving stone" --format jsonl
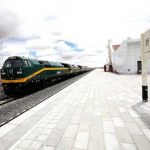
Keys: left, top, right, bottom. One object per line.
{"left": 40, "top": 128, "right": 53, "bottom": 135}
{"left": 118, "top": 107, "right": 127, "bottom": 113}
{"left": 110, "top": 109, "right": 120, "bottom": 117}
{"left": 93, "top": 109, "right": 101, "bottom": 117}
{"left": 91, "top": 116, "right": 102, "bottom": 127}
{"left": 32, "top": 127, "right": 45, "bottom": 134}
{"left": 56, "top": 137, "right": 74, "bottom": 150}
{"left": 47, "top": 123, "right": 57, "bottom": 129}
{"left": 88, "top": 140, "right": 104, "bottom": 150}
{"left": 63, "top": 124, "right": 78, "bottom": 138}
{"left": 25, "top": 132, "right": 39, "bottom": 140}
{"left": 38, "top": 122, "right": 49, "bottom": 128}
{"left": 113, "top": 117, "right": 125, "bottom": 127}
{"left": 129, "top": 110, "right": 140, "bottom": 118}
{"left": 14, "top": 148, "right": 24, "bottom": 150}
{"left": 73, "top": 131, "right": 89, "bottom": 149}
{"left": 142, "top": 129, "right": 150, "bottom": 141}
{"left": 104, "top": 133, "right": 120, "bottom": 150}
{"left": 28, "top": 140, "right": 42, "bottom": 150}
{"left": 70, "top": 115, "right": 81, "bottom": 124}
{"left": 102, "top": 112, "right": 112, "bottom": 121}
{"left": 44, "top": 129, "right": 65, "bottom": 147}
{"left": 115, "top": 127, "right": 134, "bottom": 143}
{"left": 103, "top": 121, "right": 115, "bottom": 133}
{"left": 90, "top": 126, "right": 103, "bottom": 142}
{"left": 120, "top": 143, "right": 137, "bottom": 150}
{"left": 120, "top": 112, "right": 134, "bottom": 122}
{"left": 17, "top": 139, "right": 32, "bottom": 149}
{"left": 125, "top": 122, "right": 143, "bottom": 135}
{"left": 41, "top": 146, "right": 55, "bottom": 150}
{"left": 134, "top": 118, "right": 150, "bottom": 129}
{"left": 79, "top": 122, "right": 90, "bottom": 132}
{"left": 36, "top": 134, "right": 49, "bottom": 142}
{"left": 132, "top": 134, "right": 150, "bottom": 150}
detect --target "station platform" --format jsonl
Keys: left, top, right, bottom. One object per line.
{"left": 0, "top": 69, "right": 150, "bottom": 150}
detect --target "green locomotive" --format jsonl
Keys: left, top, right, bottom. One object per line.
{"left": 0, "top": 56, "right": 72, "bottom": 95}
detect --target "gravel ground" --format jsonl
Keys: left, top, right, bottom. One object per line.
{"left": 0, "top": 72, "right": 90, "bottom": 126}
{"left": 0, "top": 88, "right": 3, "bottom": 95}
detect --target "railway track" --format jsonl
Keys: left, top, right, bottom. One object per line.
{"left": 0, "top": 85, "right": 15, "bottom": 106}
{"left": 0, "top": 78, "right": 70, "bottom": 106}
{"left": 0, "top": 78, "right": 65, "bottom": 106}
{"left": 0, "top": 85, "right": 3, "bottom": 94}
{"left": 0, "top": 85, "right": 18, "bottom": 106}
{"left": 0, "top": 95, "right": 17, "bottom": 106}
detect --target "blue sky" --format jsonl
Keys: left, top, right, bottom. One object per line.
{"left": 56, "top": 40, "right": 84, "bottom": 52}
{"left": 0, "top": 0, "right": 150, "bottom": 67}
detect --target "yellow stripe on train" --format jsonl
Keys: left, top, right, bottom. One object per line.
{"left": 1, "top": 67, "right": 69, "bottom": 84}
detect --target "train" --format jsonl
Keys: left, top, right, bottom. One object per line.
{"left": 0, "top": 56, "right": 91, "bottom": 95}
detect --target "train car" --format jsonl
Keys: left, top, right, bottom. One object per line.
{"left": 77, "top": 65, "right": 84, "bottom": 73}
{"left": 0, "top": 56, "right": 91, "bottom": 95}
{"left": 60, "top": 63, "right": 80, "bottom": 76}
{"left": 60, "top": 63, "right": 74, "bottom": 76}
{"left": 71, "top": 65, "right": 80, "bottom": 74}
{"left": 0, "top": 56, "right": 69, "bottom": 95}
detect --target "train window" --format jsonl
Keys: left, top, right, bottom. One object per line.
{"left": 24, "top": 60, "right": 28, "bottom": 66}
{"left": 45, "top": 61, "right": 49, "bottom": 65}
{"left": 24, "top": 60, "right": 32, "bottom": 67}
{"left": 4, "top": 60, "right": 12, "bottom": 68}
{"left": 27, "top": 60, "right": 32, "bottom": 66}
{"left": 13, "top": 60, "right": 22, "bottom": 67}
{"left": 61, "top": 63, "right": 70, "bottom": 68}
{"left": 61, "top": 63, "right": 67, "bottom": 67}
{"left": 4, "top": 60, "right": 22, "bottom": 68}
{"left": 32, "top": 60, "right": 40, "bottom": 65}
{"left": 39, "top": 61, "right": 44, "bottom": 64}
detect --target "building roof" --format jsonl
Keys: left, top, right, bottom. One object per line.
{"left": 112, "top": 45, "right": 120, "bottom": 51}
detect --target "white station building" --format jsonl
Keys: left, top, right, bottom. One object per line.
{"left": 110, "top": 38, "right": 150, "bottom": 74}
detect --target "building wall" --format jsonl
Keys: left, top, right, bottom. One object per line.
{"left": 125, "top": 41, "right": 141, "bottom": 74}
{"left": 111, "top": 40, "right": 128, "bottom": 74}
{"left": 111, "top": 39, "right": 150, "bottom": 74}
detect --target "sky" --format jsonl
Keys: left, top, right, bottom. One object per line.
{"left": 0, "top": 0, "right": 150, "bottom": 67}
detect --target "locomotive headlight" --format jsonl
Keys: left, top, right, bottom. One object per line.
{"left": 1, "top": 72, "right": 6, "bottom": 75}
{"left": 1, "top": 69, "right": 5, "bottom": 75}
{"left": 17, "top": 71, "right": 23, "bottom": 74}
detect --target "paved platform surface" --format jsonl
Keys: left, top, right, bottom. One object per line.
{"left": 1, "top": 69, "right": 150, "bottom": 150}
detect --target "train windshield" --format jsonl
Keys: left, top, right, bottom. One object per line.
{"left": 3, "top": 59, "right": 23, "bottom": 68}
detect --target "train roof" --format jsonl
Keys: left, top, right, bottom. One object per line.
{"left": 6, "top": 56, "right": 88, "bottom": 68}
{"left": 7, "top": 56, "right": 24, "bottom": 60}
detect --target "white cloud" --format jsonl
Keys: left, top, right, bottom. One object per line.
{"left": 25, "top": 37, "right": 55, "bottom": 50}
{"left": 0, "top": 10, "right": 21, "bottom": 38}
{"left": 2, "top": 44, "right": 29, "bottom": 56}
{"left": 0, "top": 0, "right": 150, "bottom": 67}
